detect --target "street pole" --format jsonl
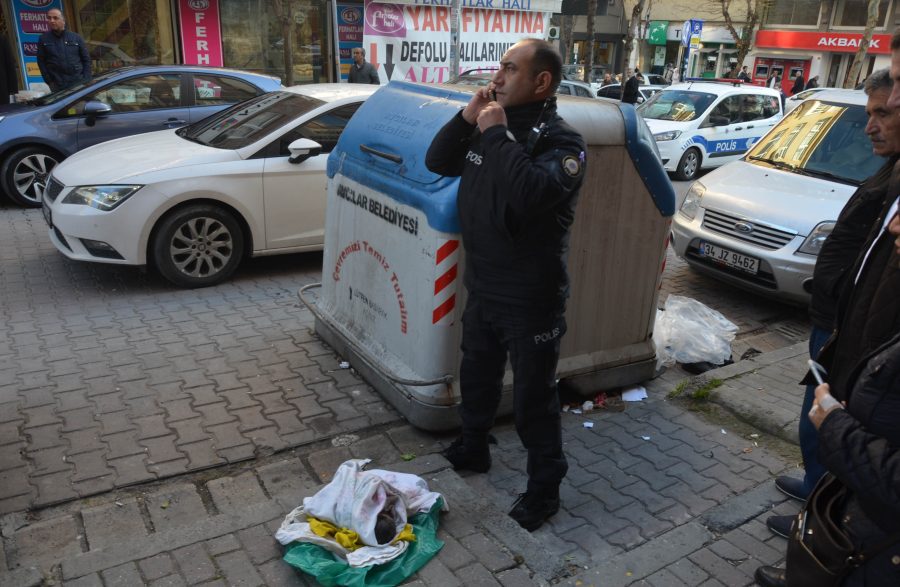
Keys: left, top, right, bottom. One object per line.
{"left": 449, "top": 0, "right": 460, "bottom": 82}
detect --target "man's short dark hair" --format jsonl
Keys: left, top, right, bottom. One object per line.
{"left": 520, "top": 38, "right": 562, "bottom": 92}
{"left": 864, "top": 68, "right": 892, "bottom": 95}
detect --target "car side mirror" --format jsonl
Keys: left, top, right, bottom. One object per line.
{"left": 83, "top": 100, "right": 112, "bottom": 127}
{"left": 288, "top": 138, "right": 323, "bottom": 164}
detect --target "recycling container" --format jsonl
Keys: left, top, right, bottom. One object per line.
{"left": 301, "top": 80, "right": 675, "bottom": 431}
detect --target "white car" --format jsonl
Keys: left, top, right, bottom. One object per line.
{"left": 784, "top": 87, "right": 831, "bottom": 113}
{"left": 638, "top": 81, "right": 783, "bottom": 180}
{"left": 41, "top": 84, "right": 378, "bottom": 288}
{"left": 671, "top": 89, "right": 882, "bottom": 304}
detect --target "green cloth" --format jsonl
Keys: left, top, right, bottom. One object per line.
{"left": 282, "top": 498, "right": 445, "bottom": 587}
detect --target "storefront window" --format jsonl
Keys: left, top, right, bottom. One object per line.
{"left": 832, "top": 0, "right": 891, "bottom": 27}
{"left": 220, "top": 0, "right": 329, "bottom": 83}
{"left": 73, "top": 0, "right": 175, "bottom": 73}
{"left": 763, "top": 0, "right": 821, "bottom": 26}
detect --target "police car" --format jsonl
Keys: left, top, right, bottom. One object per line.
{"left": 638, "top": 79, "right": 783, "bottom": 180}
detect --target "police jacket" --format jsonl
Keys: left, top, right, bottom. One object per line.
{"left": 37, "top": 30, "right": 91, "bottom": 91}
{"left": 808, "top": 158, "right": 894, "bottom": 331}
{"left": 425, "top": 97, "right": 586, "bottom": 311}
{"left": 817, "top": 332, "right": 900, "bottom": 586}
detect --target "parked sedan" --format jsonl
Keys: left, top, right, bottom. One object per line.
{"left": 42, "top": 84, "right": 377, "bottom": 288}
{"left": 671, "top": 90, "right": 881, "bottom": 304}
{"left": 0, "top": 65, "right": 282, "bottom": 207}
{"left": 596, "top": 83, "right": 665, "bottom": 103}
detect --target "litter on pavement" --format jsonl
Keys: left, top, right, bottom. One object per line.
{"left": 621, "top": 386, "right": 648, "bottom": 402}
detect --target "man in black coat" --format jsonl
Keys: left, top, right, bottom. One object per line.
{"left": 348, "top": 47, "right": 380, "bottom": 84}
{"left": 764, "top": 68, "right": 900, "bottom": 540}
{"left": 622, "top": 68, "right": 641, "bottom": 104}
{"left": 37, "top": 9, "right": 91, "bottom": 92}
{"left": 425, "top": 38, "right": 586, "bottom": 532}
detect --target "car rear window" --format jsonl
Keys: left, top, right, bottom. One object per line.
{"left": 177, "top": 91, "right": 325, "bottom": 150}
{"left": 745, "top": 100, "right": 884, "bottom": 185}
{"left": 637, "top": 90, "right": 717, "bottom": 122}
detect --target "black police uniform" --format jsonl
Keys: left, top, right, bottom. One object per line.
{"left": 425, "top": 97, "right": 586, "bottom": 495}
{"left": 37, "top": 29, "right": 91, "bottom": 92}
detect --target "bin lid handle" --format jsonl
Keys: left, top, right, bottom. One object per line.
{"left": 360, "top": 144, "right": 403, "bottom": 164}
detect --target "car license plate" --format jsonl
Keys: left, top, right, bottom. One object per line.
{"left": 42, "top": 204, "right": 52, "bottom": 228}
{"left": 698, "top": 241, "right": 758, "bottom": 274}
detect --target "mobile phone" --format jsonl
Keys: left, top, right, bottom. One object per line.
{"left": 490, "top": 89, "right": 497, "bottom": 101}
{"left": 808, "top": 359, "right": 827, "bottom": 385}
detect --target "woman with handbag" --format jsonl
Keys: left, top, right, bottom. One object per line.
{"left": 755, "top": 329, "right": 900, "bottom": 586}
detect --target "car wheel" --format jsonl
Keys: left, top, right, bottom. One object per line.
{"left": 674, "top": 148, "right": 701, "bottom": 181}
{"left": 1, "top": 147, "right": 60, "bottom": 207}
{"left": 152, "top": 204, "right": 244, "bottom": 288}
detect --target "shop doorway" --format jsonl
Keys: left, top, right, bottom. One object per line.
{"left": 826, "top": 54, "right": 876, "bottom": 89}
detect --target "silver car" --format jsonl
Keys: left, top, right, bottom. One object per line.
{"left": 671, "top": 89, "right": 885, "bottom": 304}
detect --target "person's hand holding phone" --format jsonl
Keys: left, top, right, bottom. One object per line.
{"left": 462, "top": 86, "right": 494, "bottom": 125}
{"left": 807, "top": 361, "right": 844, "bottom": 429}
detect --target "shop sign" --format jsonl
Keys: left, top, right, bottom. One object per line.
{"left": 363, "top": 0, "right": 549, "bottom": 83}
{"left": 681, "top": 19, "right": 702, "bottom": 48}
{"left": 386, "top": 0, "right": 562, "bottom": 13}
{"left": 647, "top": 21, "right": 667, "bottom": 46}
{"left": 755, "top": 30, "right": 891, "bottom": 55}
{"left": 10, "top": 0, "right": 64, "bottom": 89}
{"left": 178, "top": 0, "right": 224, "bottom": 67}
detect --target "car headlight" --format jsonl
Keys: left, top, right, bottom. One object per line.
{"left": 679, "top": 181, "right": 705, "bottom": 220}
{"left": 796, "top": 221, "right": 836, "bottom": 256}
{"left": 62, "top": 185, "right": 142, "bottom": 211}
{"left": 653, "top": 130, "right": 682, "bottom": 142}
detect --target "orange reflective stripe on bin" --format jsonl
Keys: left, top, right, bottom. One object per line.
{"left": 432, "top": 239, "right": 459, "bottom": 325}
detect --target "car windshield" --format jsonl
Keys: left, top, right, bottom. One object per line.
{"left": 177, "top": 91, "right": 325, "bottom": 150}
{"left": 28, "top": 69, "right": 123, "bottom": 106}
{"left": 637, "top": 90, "right": 717, "bottom": 122}
{"left": 745, "top": 99, "right": 883, "bottom": 185}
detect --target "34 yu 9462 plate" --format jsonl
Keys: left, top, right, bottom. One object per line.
{"left": 697, "top": 241, "right": 759, "bottom": 274}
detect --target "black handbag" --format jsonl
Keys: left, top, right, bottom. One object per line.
{"left": 785, "top": 474, "right": 900, "bottom": 587}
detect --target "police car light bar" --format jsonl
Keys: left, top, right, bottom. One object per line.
{"left": 683, "top": 77, "right": 744, "bottom": 85}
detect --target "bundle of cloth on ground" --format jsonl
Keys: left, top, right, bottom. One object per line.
{"left": 275, "top": 459, "right": 447, "bottom": 568}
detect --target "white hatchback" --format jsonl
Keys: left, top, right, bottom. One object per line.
{"left": 638, "top": 80, "right": 783, "bottom": 180}
{"left": 671, "top": 89, "right": 883, "bottom": 304}
{"left": 41, "top": 84, "right": 378, "bottom": 288}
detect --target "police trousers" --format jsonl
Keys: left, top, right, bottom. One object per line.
{"left": 458, "top": 294, "right": 568, "bottom": 494}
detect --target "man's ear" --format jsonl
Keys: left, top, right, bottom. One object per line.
{"left": 535, "top": 71, "right": 552, "bottom": 95}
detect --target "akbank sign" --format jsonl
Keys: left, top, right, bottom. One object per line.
{"left": 756, "top": 30, "right": 891, "bottom": 55}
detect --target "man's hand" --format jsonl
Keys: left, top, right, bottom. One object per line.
{"left": 476, "top": 102, "right": 507, "bottom": 133}
{"left": 809, "top": 383, "right": 844, "bottom": 430}
{"left": 462, "top": 86, "right": 494, "bottom": 125}
{"left": 889, "top": 211, "right": 900, "bottom": 256}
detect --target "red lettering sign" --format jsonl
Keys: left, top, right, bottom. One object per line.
{"left": 755, "top": 30, "right": 890, "bottom": 55}
{"left": 178, "top": 0, "right": 224, "bottom": 67}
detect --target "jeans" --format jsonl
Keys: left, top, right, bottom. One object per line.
{"left": 801, "top": 325, "right": 831, "bottom": 493}
{"left": 458, "top": 295, "right": 568, "bottom": 495}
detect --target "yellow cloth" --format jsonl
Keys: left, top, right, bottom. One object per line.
{"left": 307, "top": 517, "right": 416, "bottom": 550}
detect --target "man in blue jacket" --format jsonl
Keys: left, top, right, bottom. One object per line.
{"left": 37, "top": 9, "right": 91, "bottom": 92}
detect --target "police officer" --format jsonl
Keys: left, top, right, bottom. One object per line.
{"left": 37, "top": 9, "right": 91, "bottom": 92}
{"left": 425, "top": 38, "right": 586, "bottom": 532}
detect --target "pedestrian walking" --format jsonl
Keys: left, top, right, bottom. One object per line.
{"left": 425, "top": 38, "right": 586, "bottom": 532}
{"left": 790, "top": 72, "right": 805, "bottom": 95}
{"left": 348, "top": 47, "right": 380, "bottom": 84}
{"left": 622, "top": 68, "right": 641, "bottom": 104}
{"left": 806, "top": 75, "right": 819, "bottom": 89}
{"left": 765, "top": 68, "right": 900, "bottom": 540}
{"left": 36, "top": 8, "right": 90, "bottom": 92}
{"left": 737, "top": 66, "right": 751, "bottom": 82}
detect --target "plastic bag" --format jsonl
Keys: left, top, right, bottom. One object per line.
{"left": 653, "top": 295, "right": 738, "bottom": 368}
{"left": 282, "top": 497, "right": 445, "bottom": 587}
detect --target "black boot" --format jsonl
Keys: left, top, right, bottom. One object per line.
{"left": 508, "top": 489, "right": 560, "bottom": 531}
{"left": 754, "top": 566, "right": 787, "bottom": 587}
{"left": 442, "top": 436, "right": 491, "bottom": 473}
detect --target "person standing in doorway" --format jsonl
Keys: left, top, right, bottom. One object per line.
{"left": 737, "top": 66, "right": 751, "bottom": 82}
{"left": 425, "top": 38, "right": 586, "bottom": 532}
{"left": 36, "top": 8, "right": 90, "bottom": 92}
{"left": 348, "top": 47, "right": 380, "bottom": 84}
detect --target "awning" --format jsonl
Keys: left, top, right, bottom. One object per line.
{"left": 383, "top": 0, "right": 563, "bottom": 13}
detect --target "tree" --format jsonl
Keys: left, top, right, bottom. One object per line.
{"left": 622, "top": 0, "right": 647, "bottom": 73}
{"left": 583, "top": 0, "right": 597, "bottom": 84}
{"left": 845, "top": 0, "right": 880, "bottom": 88}
{"left": 272, "top": 0, "right": 295, "bottom": 86}
{"left": 562, "top": 14, "right": 576, "bottom": 65}
{"left": 714, "top": 0, "right": 765, "bottom": 78}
